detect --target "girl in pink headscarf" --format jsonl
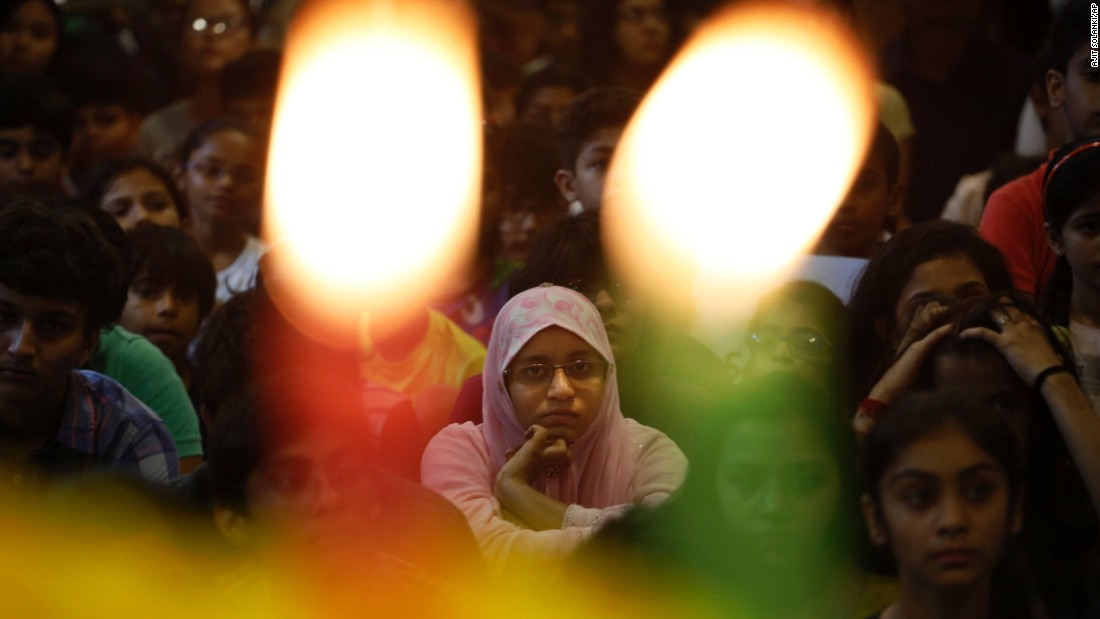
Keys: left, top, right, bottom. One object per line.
{"left": 421, "top": 285, "right": 687, "bottom": 573}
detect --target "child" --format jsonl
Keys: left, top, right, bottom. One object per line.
{"left": 0, "top": 76, "right": 70, "bottom": 201}
{"left": 176, "top": 118, "right": 264, "bottom": 304}
{"left": 135, "top": 0, "right": 254, "bottom": 168}
{"left": 581, "top": 0, "right": 675, "bottom": 91}
{"left": 119, "top": 223, "right": 216, "bottom": 394}
{"left": 0, "top": 0, "right": 61, "bottom": 78}
{"left": 815, "top": 122, "right": 902, "bottom": 260}
{"left": 217, "top": 49, "right": 280, "bottom": 149}
{"left": 80, "top": 157, "right": 186, "bottom": 231}
{"left": 63, "top": 62, "right": 145, "bottom": 188}
{"left": 980, "top": 0, "right": 1100, "bottom": 298}
{"left": 553, "top": 86, "right": 641, "bottom": 213}
{"left": 861, "top": 391, "right": 1041, "bottom": 619}
{"left": 1041, "top": 139, "right": 1100, "bottom": 413}
{"left": 514, "top": 62, "right": 588, "bottom": 127}
{"left": 0, "top": 199, "right": 178, "bottom": 485}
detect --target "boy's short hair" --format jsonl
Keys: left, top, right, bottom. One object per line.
{"left": 515, "top": 63, "right": 590, "bottom": 118}
{"left": 217, "top": 49, "right": 282, "bottom": 105}
{"left": 128, "top": 223, "right": 217, "bottom": 322}
{"left": 0, "top": 76, "right": 73, "bottom": 151}
{"left": 867, "top": 121, "right": 900, "bottom": 187}
{"left": 1048, "top": 0, "right": 1091, "bottom": 74}
{"left": 0, "top": 198, "right": 129, "bottom": 334}
{"left": 555, "top": 87, "right": 641, "bottom": 170}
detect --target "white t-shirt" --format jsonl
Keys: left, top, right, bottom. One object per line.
{"left": 216, "top": 234, "right": 265, "bottom": 304}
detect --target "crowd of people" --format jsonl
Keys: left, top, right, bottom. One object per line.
{"left": 1, "top": 0, "right": 1099, "bottom": 617}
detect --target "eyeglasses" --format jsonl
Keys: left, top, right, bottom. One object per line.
{"left": 188, "top": 15, "right": 248, "bottom": 37}
{"left": 0, "top": 138, "right": 59, "bottom": 161}
{"left": 564, "top": 279, "right": 634, "bottom": 306}
{"left": 504, "top": 359, "right": 609, "bottom": 387}
{"left": 749, "top": 327, "right": 832, "bottom": 358}
{"left": 188, "top": 160, "right": 260, "bottom": 185}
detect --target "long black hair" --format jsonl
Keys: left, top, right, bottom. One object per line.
{"left": 1039, "top": 139, "right": 1100, "bottom": 326}
{"left": 862, "top": 390, "right": 1043, "bottom": 619}
{"left": 922, "top": 293, "right": 1098, "bottom": 618}
{"left": 847, "top": 221, "right": 1013, "bottom": 400}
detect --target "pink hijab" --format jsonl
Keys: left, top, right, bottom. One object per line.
{"left": 482, "top": 285, "right": 637, "bottom": 508}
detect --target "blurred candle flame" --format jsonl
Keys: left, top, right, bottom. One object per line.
{"left": 603, "top": 1, "right": 875, "bottom": 322}
{"left": 264, "top": 0, "right": 481, "bottom": 346}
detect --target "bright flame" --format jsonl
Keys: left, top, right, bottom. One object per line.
{"left": 603, "top": 1, "right": 874, "bottom": 320}
{"left": 265, "top": 0, "right": 481, "bottom": 344}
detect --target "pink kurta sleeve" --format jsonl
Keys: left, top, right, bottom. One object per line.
{"left": 421, "top": 421, "right": 687, "bottom": 574}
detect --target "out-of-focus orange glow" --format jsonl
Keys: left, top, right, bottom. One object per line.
{"left": 603, "top": 1, "right": 875, "bottom": 321}
{"left": 264, "top": 0, "right": 481, "bottom": 345}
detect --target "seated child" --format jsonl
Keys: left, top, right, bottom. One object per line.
{"left": 0, "top": 76, "right": 70, "bottom": 202}
{"left": 118, "top": 222, "right": 216, "bottom": 397}
{"left": 814, "top": 122, "right": 902, "bottom": 260}
{"left": 80, "top": 157, "right": 186, "bottom": 231}
{"left": 553, "top": 86, "right": 641, "bottom": 213}
{"left": 0, "top": 198, "right": 178, "bottom": 486}
{"left": 62, "top": 61, "right": 145, "bottom": 188}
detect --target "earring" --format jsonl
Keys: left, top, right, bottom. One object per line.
{"left": 568, "top": 200, "right": 584, "bottom": 216}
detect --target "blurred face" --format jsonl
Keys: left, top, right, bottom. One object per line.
{"left": 891, "top": 255, "right": 989, "bottom": 346}
{"left": 1051, "top": 197, "right": 1100, "bottom": 293}
{"left": 101, "top": 168, "right": 182, "bottom": 231}
{"left": 244, "top": 426, "right": 379, "bottom": 561}
{"left": 178, "top": 129, "right": 262, "bottom": 230}
{"left": 0, "top": 283, "right": 94, "bottom": 434}
{"left": 1049, "top": 47, "right": 1100, "bottom": 142}
{"left": 119, "top": 277, "right": 201, "bottom": 363}
{"left": 0, "top": 0, "right": 57, "bottom": 75}
{"left": 557, "top": 126, "right": 622, "bottom": 211}
{"left": 717, "top": 417, "right": 841, "bottom": 569}
{"left": 0, "top": 126, "right": 62, "bottom": 198}
{"left": 614, "top": 0, "right": 670, "bottom": 69}
{"left": 820, "top": 154, "right": 901, "bottom": 259}
{"left": 181, "top": 0, "right": 251, "bottom": 77}
{"left": 566, "top": 278, "right": 642, "bottom": 361}
{"left": 498, "top": 199, "right": 565, "bottom": 263}
{"left": 743, "top": 301, "right": 834, "bottom": 385}
{"left": 224, "top": 95, "right": 275, "bottom": 145}
{"left": 520, "top": 85, "right": 578, "bottom": 127}
{"left": 933, "top": 352, "right": 1034, "bottom": 460}
{"left": 866, "top": 424, "right": 1018, "bottom": 591}
{"left": 70, "top": 105, "right": 142, "bottom": 171}
{"left": 545, "top": 0, "right": 583, "bottom": 63}
{"left": 506, "top": 326, "right": 606, "bottom": 443}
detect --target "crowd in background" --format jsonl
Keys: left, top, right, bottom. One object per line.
{"left": 1, "top": 0, "right": 1099, "bottom": 617}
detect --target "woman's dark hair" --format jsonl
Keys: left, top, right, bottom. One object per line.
{"left": 848, "top": 220, "right": 1013, "bottom": 399}
{"left": 919, "top": 293, "right": 1098, "bottom": 619}
{"left": 0, "top": 198, "right": 128, "bottom": 334}
{"left": 1039, "top": 139, "right": 1100, "bottom": 326}
{"left": 127, "top": 222, "right": 217, "bottom": 323}
{"left": 862, "top": 390, "right": 1045, "bottom": 619}
{"left": 509, "top": 210, "right": 605, "bottom": 296}
{"left": 178, "top": 117, "right": 255, "bottom": 167}
{"left": 79, "top": 157, "right": 188, "bottom": 221}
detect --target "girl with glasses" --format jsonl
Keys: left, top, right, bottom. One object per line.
{"left": 421, "top": 284, "right": 687, "bottom": 574}
{"left": 136, "top": 0, "right": 253, "bottom": 168}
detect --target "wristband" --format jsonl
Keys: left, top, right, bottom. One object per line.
{"left": 1033, "top": 365, "right": 1072, "bottom": 392}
